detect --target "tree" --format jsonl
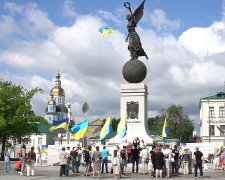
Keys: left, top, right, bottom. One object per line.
{"left": 148, "top": 104, "right": 194, "bottom": 143}
{"left": 165, "top": 105, "right": 194, "bottom": 142}
{"left": 0, "top": 81, "right": 47, "bottom": 157}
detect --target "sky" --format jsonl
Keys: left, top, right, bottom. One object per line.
{"left": 0, "top": 0, "right": 225, "bottom": 132}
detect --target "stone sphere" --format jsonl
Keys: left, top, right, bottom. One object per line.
{"left": 122, "top": 59, "right": 147, "bottom": 83}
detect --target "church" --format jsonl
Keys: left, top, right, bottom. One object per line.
{"left": 29, "top": 71, "right": 75, "bottom": 148}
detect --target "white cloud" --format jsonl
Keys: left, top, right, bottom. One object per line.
{"left": 62, "top": 0, "right": 77, "bottom": 18}
{"left": 179, "top": 21, "right": 225, "bottom": 57}
{"left": 0, "top": 15, "right": 18, "bottom": 41}
{"left": 98, "top": 10, "right": 122, "bottom": 25}
{"left": 3, "top": 1, "right": 24, "bottom": 14}
{"left": 23, "top": 3, "right": 55, "bottom": 36}
{"left": 150, "top": 9, "right": 180, "bottom": 31}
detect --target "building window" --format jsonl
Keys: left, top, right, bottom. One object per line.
{"left": 220, "top": 125, "right": 225, "bottom": 136}
{"left": 209, "top": 107, "right": 215, "bottom": 117}
{"left": 209, "top": 125, "right": 215, "bottom": 136}
{"left": 219, "top": 107, "right": 225, "bottom": 117}
{"left": 38, "top": 138, "right": 42, "bottom": 147}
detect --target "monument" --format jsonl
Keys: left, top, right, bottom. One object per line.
{"left": 121, "top": 0, "right": 153, "bottom": 145}
{"left": 109, "top": 0, "right": 153, "bottom": 145}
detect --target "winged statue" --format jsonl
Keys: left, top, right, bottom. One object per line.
{"left": 124, "top": 0, "right": 148, "bottom": 60}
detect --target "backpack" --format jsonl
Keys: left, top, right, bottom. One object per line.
{"left": 19, "top": 150, "right": 23, "bottom": 157}
{"left": 85, "top": 150, "right": 90, "bottom": 162}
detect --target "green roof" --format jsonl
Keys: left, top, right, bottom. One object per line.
{"left": 149, "top": 129, "right": 161, "bottom": 136}
{"left": 37, "top": 123, "right": 49, "bottom": 133}
{"left": 202, "top": 92, "right": 225, "bottom": 100}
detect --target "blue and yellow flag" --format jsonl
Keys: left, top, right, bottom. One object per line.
{"left": 71, "top": 119, "right": 89, "bottom": 140}
{"left": 100, "top": 116, "right": 113, "bottom": 140}
{"left": 99, "top": 26, "right": 115, "bottom": 37}
{"left": 53, "top": 118, "right": 68, "bottom": 126}
{"left": 162, "top": 118, "right": 169, "bottom": 142}
{"left": 49, "top": 118, "right": 69, "bottom": 132}
{"left": 117, "top": 114, "right": 127, "bottom": 139}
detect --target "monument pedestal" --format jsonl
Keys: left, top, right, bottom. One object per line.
{"left": 121, "top": 83, "right": 153, "bottom": 145}
{"left": 109, "top": 83, "right": 153, "bottom": 145}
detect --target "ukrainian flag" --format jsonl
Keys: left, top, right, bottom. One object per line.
{"left": 71, "top": 119, "right": 89, "bottom": 140}
{"left": 100, "top": 116, "right": 113, "bottom": 140}
{"left": 99, "top": 26, "right": 115, "bottom": 37}
{"left": 162, "top": 118, "right": 169, "bottom": 142}
{"left": 117, "top": 114, "right": 127, "bottom": 139}
{"left": 49, "top": 118, "right": 69, "bottom": 132}
{"left": 53, "top": 118, "right": 68, "bottom": 125}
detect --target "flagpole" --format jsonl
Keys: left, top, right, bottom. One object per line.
{"left": 67, "top": 103, "right": 71, "bottom": 145}
{"left": 82, "top": 102, "right": 89, "bottom": 148}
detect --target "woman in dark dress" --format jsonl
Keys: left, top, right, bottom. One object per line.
{"left": 154, "top": 146, "right": 164, "bottom": 178}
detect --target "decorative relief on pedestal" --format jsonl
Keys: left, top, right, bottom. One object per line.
{"left": 127, "top": 101, "right": 139, "bottom": 119}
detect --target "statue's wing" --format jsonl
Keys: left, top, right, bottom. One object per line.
{"left": 133, "top": 0, "right": 145, "bottom": 25}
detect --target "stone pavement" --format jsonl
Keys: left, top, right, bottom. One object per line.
{"left": 0, "top": 161, "right": 225, "bottom": 180}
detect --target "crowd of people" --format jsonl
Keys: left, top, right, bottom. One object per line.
{"left": 56, "top": 138, "right": 225, "bottom": 178}
{"left": 3, "top": 139, "right": 225, "bottom": 178}
{"left": 3, "top": 143, "right": 42, "bottom": 176}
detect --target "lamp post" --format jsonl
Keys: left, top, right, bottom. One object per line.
{"left": 82, "top": 102, "right": 89, "bottom": 148}
{"left": 208, "top": 100, "right": 211, "bottom": 143}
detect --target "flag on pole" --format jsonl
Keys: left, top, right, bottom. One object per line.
{"left": 52, "top": 118, "right": 69, "bottom": 126}
{"left": 117, "top": 114, "right": 127, "bottom": 138}
{"left": 162, "top": 118, "right": 169, "bottom": 143}
{"left": 71, "top": 119, "right": 89, "bottom": 140}
{"left": 100, "top": 116, "right": 113, "bottom": 140}
{"left": 49, "top": 118, "right": 69, "bottom": 132}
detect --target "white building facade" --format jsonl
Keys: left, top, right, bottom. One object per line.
{"left": 199, "top": 92, "right": 225, "bottom": 148}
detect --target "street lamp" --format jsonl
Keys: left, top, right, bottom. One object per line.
{"left": 208, "top": 100, "right": 211, "bottom": 143}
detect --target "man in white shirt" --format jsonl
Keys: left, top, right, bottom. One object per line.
{"left": 162, "top": 145, "right": 172, "bottom": 178}
{"left": 139, "top": 145, "right": 149, "bottom": 174}
{"left": 35, "top": 146, "right": 42, "bottom": 167}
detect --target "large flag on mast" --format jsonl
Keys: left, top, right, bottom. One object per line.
{"left": 49, "top": 118, "right": 69, "bottom": 132}
{"left": 162, "top": 118, "right": 169, "bottom": 143}
{"left": 100, "top": 116, "right": 113, "bottom": 140}
{"left": 117, "top": 114, "right": 127, "bottom": 138}
{"left": 71, "top": 119, "right": 89, "bottom": 140}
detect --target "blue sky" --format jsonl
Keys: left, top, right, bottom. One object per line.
{"left": 0, "top": 0, "right": 225, "bottom": 132}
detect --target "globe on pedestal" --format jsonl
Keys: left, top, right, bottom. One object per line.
{"left": 122, "top": 60, "right": 147, "bottom": 83}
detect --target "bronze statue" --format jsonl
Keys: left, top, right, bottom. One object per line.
{"left": 124, "top": 0, "right": 148, "bottom": 60}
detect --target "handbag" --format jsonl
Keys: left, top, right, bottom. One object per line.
{"left": 92, "top": 152, "right": 95, "bottom": 162}
{"left": 110, "top": 167, "right": 113, "bottom": 174}
{"left": 144, "top": 158, "right": 149, "bottom": 164}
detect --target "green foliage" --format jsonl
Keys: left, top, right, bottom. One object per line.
{"left": 148, "top": 104, "right": 194, "bottom": 143}
{"left": 0, "top": 81, "right": 47, "bottom": 149}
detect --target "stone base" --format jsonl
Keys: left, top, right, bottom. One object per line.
{"left": 109, "top": 83, "right": 153, "bottom": 145}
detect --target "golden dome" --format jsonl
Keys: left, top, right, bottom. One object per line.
{"left": 50, "top": 87, "right": 65, "bottom": 96}
{"left": 50, "top": 71, "right": 65, "bottom": 96}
